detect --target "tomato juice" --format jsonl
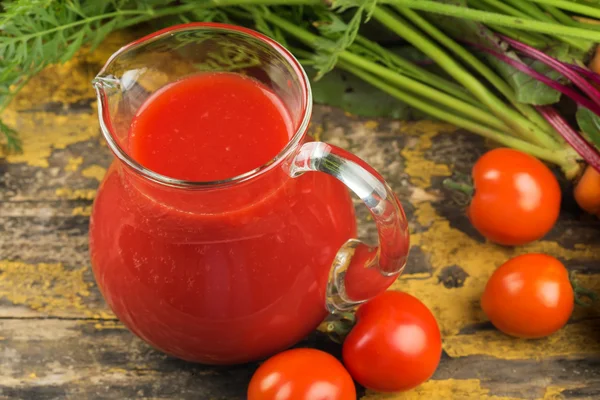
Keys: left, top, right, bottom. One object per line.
{"left": 89, "top": 71, "right": 356, "bottom": 363}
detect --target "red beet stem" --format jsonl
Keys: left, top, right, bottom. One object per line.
{"left": 500, "top": 35, "right": 600, "bottom": 109}
{"left": 562, "top": 63, "right": 600, "bottom": 86}
{"left": 470, "top": 42, "right": 600, "bottom": 116}
{"left": 537, "top": 106, "right": 600, "bottom": 172}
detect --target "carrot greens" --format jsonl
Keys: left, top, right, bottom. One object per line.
{"left": 3, "top": 0, "right": 600, "bottom": 177}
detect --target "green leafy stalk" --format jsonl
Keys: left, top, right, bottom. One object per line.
{"left": 505, "top": 0, "right": 556, "bottom": 21}
{"left": 0, "top": 119, "right": 22, "bottom": 153}
{"left": 341, "top": 51, "right": 514, "bottom": 132}
{"left": 261, "top": 10, "right": 514, "bottom": 133}
{"left": 339, "top": 60, "right": 573, "bottom": 169}
{"left": 503, "top": 0, "right": 591, "bottom": 51}
{"left": 477, "top": 0, "right": 531, "bottom": 19}
{"left": 391, "top": 6, "right": 562, "bottom": 141}
{"left": 0, "top": 0, "right": 588, "bottom": 172}
{"left": 353, "top": 36, "right": 482, "bottom": 106}
{"left": 312, "top": 0, "right": 378, "bottom": 78}
{"left": 376, "top": 0, "right": 600, "bottom": 41}
{"left": 471, "top": 0, "right": 552, "bottom": 47}
{"left": 574, "top": 18, "right": 600, "bottom": 32}
{"left": 373, "top": 6, "right": 562, "bottom": 149}
{"left": 484, "top": 24, "right": 548, "bottom": 48}
{"left": 539, "top": 4, "right": 596, "bottom": 55}
{"left": 539, "top": 4, "right": 578, "bottom": 26}
{"left": 526, "top": 0, "right": 600, "bottom": 19}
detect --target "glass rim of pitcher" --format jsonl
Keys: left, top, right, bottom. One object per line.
{"left": 93, "top": 22, "right": 313, "bottom": 189}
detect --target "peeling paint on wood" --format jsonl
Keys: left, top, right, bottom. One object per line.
{"left": 444, "top": 319, "right": 600, "bottom": 360}
{"left": 0, "top": 261, "right": 92, "bottom": 315}
{"left": 81, "top": 165, "right": 107, "bottom": 182}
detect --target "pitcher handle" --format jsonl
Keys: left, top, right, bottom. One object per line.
{"left": 290, "top": 141, "right": 410, "bottom": 312}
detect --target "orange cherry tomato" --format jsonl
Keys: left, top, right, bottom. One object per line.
{"left": 247, "top": 348, "right": 356, "bottom": 400}
{"left": 574, "top": 164, "right": 600, "bottom": 215}
{"left": 481, "top": 253, "right": 574, "bottom": 338}
{"left": 468, "top": 148, "right": 561, "bottom": 246}
{"left": 342, "top": 291, "right": 442, "bottom": 392}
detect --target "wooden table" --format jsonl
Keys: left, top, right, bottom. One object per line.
{"left": 2, "top": 33, "right": 600, "bottom": 400}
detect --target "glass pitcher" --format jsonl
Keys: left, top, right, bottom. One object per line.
{"left": 90, "top": 23, "right": 410, "bottom": 365}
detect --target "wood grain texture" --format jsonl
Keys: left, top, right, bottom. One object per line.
{"left": 1, "top": 33, "right": 600, "bottom": 400}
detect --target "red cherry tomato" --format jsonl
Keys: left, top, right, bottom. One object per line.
{"left": 468, "top": 148, "right": 561, "bottom": 246}
{"left": 247, "top": 348, "right": 356, "bottom": 400}
{"left": 481, "top": 253, "right": 574, "bottom": 338}
{"left": 342, "top": 291, "right": 442, "bottom": 393}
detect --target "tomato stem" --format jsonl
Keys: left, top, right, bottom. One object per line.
{"left": 319, "top": 313, "right": 356, "bottom": 344}
{"left": 570, "top": 271, "right": 598, "bottom": 307}
{"left": 443, "top": 179, "right": 475, "bottom": 197}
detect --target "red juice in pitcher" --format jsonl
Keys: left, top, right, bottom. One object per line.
{"left": 129, "top": 72, "right": 292, "bottom": 181}
{"left": 90, "top": 71, "right": 357, "bottom": 363}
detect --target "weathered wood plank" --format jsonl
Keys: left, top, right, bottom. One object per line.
{"left": 1, "top": 319, "right": 600, "bottom": 399}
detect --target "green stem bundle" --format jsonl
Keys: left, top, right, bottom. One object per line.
{"left": 378, "top": 0, "right": 600, "bottom": 41}
{"left": 526, "top": 0, "right": 600, "bottom": 19}
{"left": 2, "top": 0, "right": 597, "bottom": 179}
{"left": 261, "top": 10, "right": 574, "bottom": 171}
{"left": 387, "top": 6, "right": 563, "bottom": 143}
{"left": 503, "top": 0, "right": 591, "bottom": 50}
{"left": 340, "top": 61, "right": 569, "bottom": 167}
{"left": 265, "top": 12, "right": 508, "bottom": 132}
{"left": 375, "top": 6, "right": 561, "bottom": 149}
{"left": 353, "top": 36, "right": 481, "bottom": 107}
{"left": 470, "top": 0, "right": 552, "bottom": 48}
